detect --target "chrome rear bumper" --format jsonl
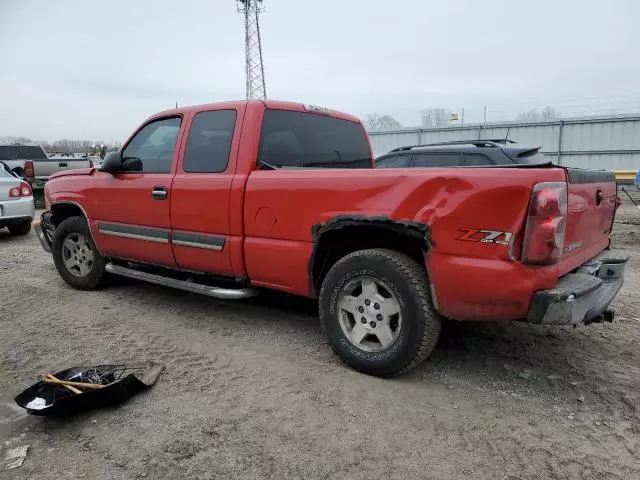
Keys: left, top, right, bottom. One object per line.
{"left": 527, "top": 249, "right": 629, "bottom": 325}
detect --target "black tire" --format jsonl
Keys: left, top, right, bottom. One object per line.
{"left": 319, "top": 249, "right": 441, "bottom": 377}
{"left": 52, "top": 216, "right": 106, "bottom": 290}
{"left": 8, "top": 219, "right": 32, "bottom": 236}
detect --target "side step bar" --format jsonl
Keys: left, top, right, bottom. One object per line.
{"left": 105, "top": 263, "right": 257, "bottom": 300}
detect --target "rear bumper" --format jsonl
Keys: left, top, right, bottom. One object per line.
{"left": 0, "top": 197, "right": 35, "bottom": 224}
{"left": 527, "top": 249, "right": 629, "bottom": 325}
{"left": 33, "top": 211, "right": 55, "bottom": 252}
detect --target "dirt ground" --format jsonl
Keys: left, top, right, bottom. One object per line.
{"left": 1, "top": 193, "right": 639, "bottom": 480}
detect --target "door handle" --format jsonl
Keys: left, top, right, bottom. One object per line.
{"left": 151, "top": 187, "right": 168, "bottom": 200}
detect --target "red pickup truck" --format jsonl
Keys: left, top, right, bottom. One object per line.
{"left": 34, "top": 100, "right": 628, "bottom": 376}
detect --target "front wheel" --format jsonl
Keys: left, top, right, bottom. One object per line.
{"left": 52, "top": 216, "right": 106, "bottom": 290}
{"left": 319, "top": 249, "right": 441, "bottom": 377}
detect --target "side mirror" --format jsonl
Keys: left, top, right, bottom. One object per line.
{"left": 100, "top": 151, "right": 122, "bottom": 173}
{"left": 121, "top": 157, "right": 143, "bottom": 172}
{"left": 100, "top": 152, "right": 143, "bottom": 173}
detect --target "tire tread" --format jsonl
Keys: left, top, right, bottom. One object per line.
{"left": 52, "top": 216, "right": 106, "bottom": 290}
{"left": 319, "top": 248, "right": 440, "bottom": 377}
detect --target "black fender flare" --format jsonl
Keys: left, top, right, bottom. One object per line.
{"left": 308, "top": 215, "right": 433, "bottom": 295}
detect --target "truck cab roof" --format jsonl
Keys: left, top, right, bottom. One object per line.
{"left": 151, "top": 100, "right": 362, "bottom": 125}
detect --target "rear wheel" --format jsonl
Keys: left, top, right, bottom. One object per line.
{"left": 319, "top": 248, "right": 441, "bottom": 377}
{"left": 8, "top": 219, "right": 32, "bottom": 236}
{"left": 52, "top": 216, "right": 106, "bottom": 290}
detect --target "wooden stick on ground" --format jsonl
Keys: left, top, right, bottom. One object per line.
{"left": 45, "top": 375, "right": 82, "bottom": 394}
{"left": 43, "top": 376, "right": 104, "bottom": 390}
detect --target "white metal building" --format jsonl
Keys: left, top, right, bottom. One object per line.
{"left": 368, "top": 114, "right": 640, "bottom": 170}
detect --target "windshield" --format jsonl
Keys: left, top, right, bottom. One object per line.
{"left": 0, "top": 145, "right": 47, "bottom": 160}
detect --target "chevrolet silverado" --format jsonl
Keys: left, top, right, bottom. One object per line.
{"left": 34, "top": 100, "right": 628, "bottom": 376}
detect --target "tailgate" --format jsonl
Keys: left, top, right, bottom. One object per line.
{"left": 561, "top": 168, "right": 617, "bottom": 270}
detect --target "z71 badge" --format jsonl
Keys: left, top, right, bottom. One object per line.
{"left": 456, "top": 228, "right": 513, "bottom": 246}
{"left": 564, "top": 241, "right": 583, "bottom": 253}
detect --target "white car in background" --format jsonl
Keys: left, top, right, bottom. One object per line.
{"left": 0, "top": 161, "right": 35, "bottom": 236}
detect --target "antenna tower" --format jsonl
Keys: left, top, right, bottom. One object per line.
{"left": 237, "top": 0, "right": 267, "bottom": 100}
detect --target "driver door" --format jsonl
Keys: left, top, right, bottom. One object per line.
{"left": 91, "top": 116, "right": 184, "bottom": 267}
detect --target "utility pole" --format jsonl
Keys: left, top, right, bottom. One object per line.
{"left": 237, "top": 0, "right": 267, "bottom": 100}
{"left": 483, "top": 105, "right": 487, "bottom": 123}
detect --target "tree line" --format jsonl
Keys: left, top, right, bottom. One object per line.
{"left": 364, "top": 106, "right": 560, "bottom": 131}
{"left": 0, "top": 136, "right": 121, "bottom": 154}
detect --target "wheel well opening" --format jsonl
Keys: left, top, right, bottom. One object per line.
{"left": 311, "top": 223, "right": 428, "bottom": 294}
{"left": 51, "top": 203, "right": 85, "bottom": 227}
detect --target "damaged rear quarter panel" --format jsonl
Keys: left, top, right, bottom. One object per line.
{"left": 243, "top": 167, "right": 565, "bottom": 314}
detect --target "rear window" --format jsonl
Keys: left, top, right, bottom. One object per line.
{"left": 258, "top": 110, "right": 372, "bottom": 169}
{"left": 376, "top": 154, "right": 411, "bottom": 168}
{"left": 0, "top": 162, "right": 17, "bottom": 177}
{"left": 464, "top": 153, "right": 493, "bottom": 166}
{"left": 0, "top": 145, "right": 47, "bottom": 160}
{"left": 412, "top": 153, "right": 463, "bottom": 167}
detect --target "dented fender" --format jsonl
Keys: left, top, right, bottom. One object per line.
{"left": 308, "top": 215, "right": 433, "bottom": 294}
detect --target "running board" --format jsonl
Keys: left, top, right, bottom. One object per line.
{"left": 105, "top": 263, "right": 257, "bottom": 300}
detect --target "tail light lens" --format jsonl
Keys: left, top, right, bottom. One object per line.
{"left": 9, "top": 181, "right": 33, "bottom": 199}
{"left": 24, "top": 161, "right": 34, "bottom": 179}
{"left": 522, "top": 182, "right": 567, "bottom": 264}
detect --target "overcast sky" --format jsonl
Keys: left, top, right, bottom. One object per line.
{"left": 1, "top": 0, "right": 639, "bottom": 141}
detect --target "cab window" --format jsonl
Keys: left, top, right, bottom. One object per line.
{"left": 183, "top": 110, "right": 236, "bottom": 173}
{"left": 122, "top": 117, "right": 181, "bottom": 173}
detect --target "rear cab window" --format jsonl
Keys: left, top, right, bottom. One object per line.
{"left": 182, "top": 110, "right": 237, "bottom": 173}
{"left": 0, "top": 145, "right": 47, "bottom": 160}
{"left": 258, "top": 110, "right": 372, "bottom": 169}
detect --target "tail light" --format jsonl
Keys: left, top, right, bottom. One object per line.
{"left": 9, "top": 181, "right": 33, "bottom": 199}
{"left": 522, "top": 182, "right": 567, "bottom": 264}
{"left": 24, "top": 161, "right": 34, "bottom": 179}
